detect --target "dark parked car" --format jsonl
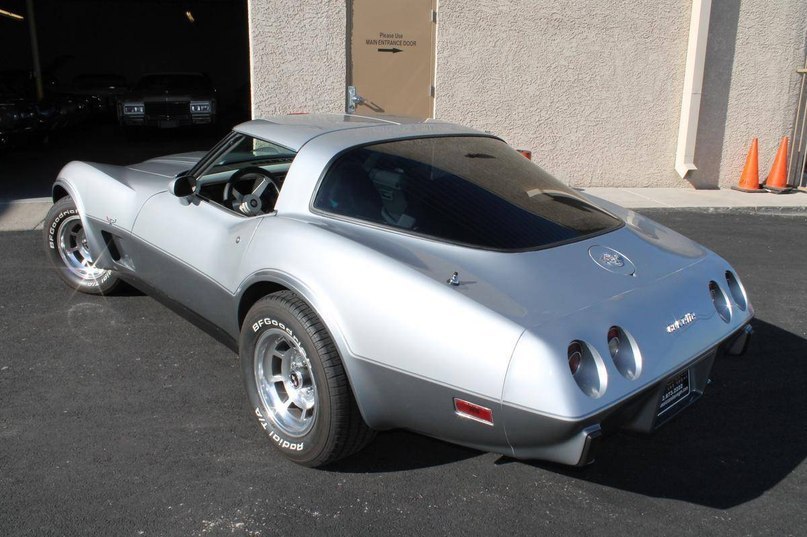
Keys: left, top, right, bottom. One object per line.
{"left": 117, "top": 72, "right": 217, "bottom": 131}
{"left": 0, "top": 81, "right": 47, "bottom": 149}
{"left": 0, "top": 70, "right": 89, "bottom": 140}
{"left": 68, "top": 73, "right": 129, "bottom": 118}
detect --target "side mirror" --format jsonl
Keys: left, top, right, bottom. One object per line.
{"left": 170, "top": 172, "right": 196, "bottom": 197}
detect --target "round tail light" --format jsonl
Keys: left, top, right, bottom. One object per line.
{"left": 568, "top": 342, "right": 583, "bottom": 376}
{"left": 606, "top": 326, "right": 641, "bottom": 380}
{"left": 566, "top": 340, "right": 607, "bottom": 398}
{"left": 725, "top": 271, "right": 747, "bottom": 311}
{"left": 607, "top": 327, "right": 621, "bottom": 357}
{"left": 709, "top": 281, "right": 731, "bottom": 323}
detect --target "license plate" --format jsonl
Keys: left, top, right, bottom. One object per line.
{"left": 658, "top": 369, "right": 691, "bottom": 416}
{"left": 159, "top": 120, "right": 179, "bottom": 128}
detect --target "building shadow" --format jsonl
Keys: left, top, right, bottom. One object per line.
{"left": 328, "top": 318, "right": 807, "bottom": 509}
{"left": 688, "top": 0, "right": 741, "bottom": 188}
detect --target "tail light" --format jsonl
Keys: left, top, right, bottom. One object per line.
{"left": 568, "top": 341, "right": 583, "bottom": 375}
{"left": 725, "top": 271, "right": 747, "bottom": 311}
{"left": 567, "top": 340, "right": 607, "bottom": 398}
{"left": 607, "top": 326, "right": 641, "bottom": 380}
{"left": 709, "top": 281, "right": 731, "bottom": 322}
{"left": 607, "top": 327, "right": 620, "bottom": 357}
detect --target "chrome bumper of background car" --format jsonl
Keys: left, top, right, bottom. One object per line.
{"left": 120, "top": 114, "right": 214, "bottom": 128}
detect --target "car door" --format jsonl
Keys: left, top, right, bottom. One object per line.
{"left": 130, "top": 192, "right": 261, "bottom": 336}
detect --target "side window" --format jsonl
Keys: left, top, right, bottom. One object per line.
{"left": 196, "top": 135, "right": 297, "bottom": 216}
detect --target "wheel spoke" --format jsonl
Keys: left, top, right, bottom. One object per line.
{"left": 273, "top": 347, "right": 291, "bottom": 362}
{"left": 252, "top": 178, "right": 269, "bottom": 197}
{"left": 254, "top": 328, "right": 317, "bottom": 437}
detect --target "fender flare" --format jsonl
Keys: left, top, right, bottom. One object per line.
{"left": 234, "top": 269, "right": 381, "bottom": 428}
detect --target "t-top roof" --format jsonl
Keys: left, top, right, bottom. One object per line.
{"left": 233, "top": 114, "right": 476, "bottom": 152}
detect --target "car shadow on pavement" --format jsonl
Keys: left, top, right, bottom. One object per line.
{"left": 524, "top": 318, "right": 807, "bottom": 509}
{"left": 326, "top": 429, "right": 482, "bottom": 473}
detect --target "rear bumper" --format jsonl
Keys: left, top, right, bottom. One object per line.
{"left": 506, "top": 322, "right": 753, "bottom": 466}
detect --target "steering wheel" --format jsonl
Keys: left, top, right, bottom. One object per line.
{"left": 223, "top": 166, "right": 281, "bottom": 216}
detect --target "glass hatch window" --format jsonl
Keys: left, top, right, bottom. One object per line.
{"left": 313, "top": 136, "right": 621, "bottom": 250}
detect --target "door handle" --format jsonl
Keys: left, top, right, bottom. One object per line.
{"left": 347, "top": 86, "right": 365, "bottom": 113}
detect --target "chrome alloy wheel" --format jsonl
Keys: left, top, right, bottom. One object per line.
{"left": 56, "top": 215, "right": 108, "bottom": 284}
{"left": 254, "top": 328, "right": 317, "bottom": 437}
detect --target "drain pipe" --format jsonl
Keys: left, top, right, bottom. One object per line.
{"left": 675, "top": 0, "right": 712, "bottom": 179}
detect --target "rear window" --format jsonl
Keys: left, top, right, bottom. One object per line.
{"left": 313, "top": 136, "right": 621, "bottom": 250}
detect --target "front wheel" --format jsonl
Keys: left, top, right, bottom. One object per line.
{"left": 240, "top": 291, "right": 375, "bottom": 466}
{"left": 43, "top": 196, "right": 120, "bottom": 295}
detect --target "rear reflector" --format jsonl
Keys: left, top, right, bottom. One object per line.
{"left": 454, "top": 398, "right": 494, "bottom": 426}
{"left": 516, "top": 148, "right": 532, "bottom": 160}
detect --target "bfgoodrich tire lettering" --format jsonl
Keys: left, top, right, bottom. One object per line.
{"left": 43, "top": 196, "right": 120, "bottom": 295}
{"left": 240, "top": 291, "right": 375, "bottom": 467}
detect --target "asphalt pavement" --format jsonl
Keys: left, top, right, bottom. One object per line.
{"left": 1, "top": 211, "right": 806, "bottom": 537}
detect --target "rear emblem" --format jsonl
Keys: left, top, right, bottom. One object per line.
{"left": 666, "top": 313, "right": 697, "bottom": 333}
{"left": 600, "top": 252, "right": 624, "bottom": 267}
{"left": 588, "top": 246, "right": 635, "bottom": 276}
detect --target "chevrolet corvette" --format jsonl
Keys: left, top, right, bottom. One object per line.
{"left": 43, "top": 114, "right": 753, "bottom": 467}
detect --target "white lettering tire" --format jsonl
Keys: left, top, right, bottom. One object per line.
{"left": 240, "top": 291, "right": 375, "bottom": 467}
{"left": 43, "top": 196, "right": 120, "bottom": 295}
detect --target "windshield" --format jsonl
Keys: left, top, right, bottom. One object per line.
{"left": 313, "top": 136, "right": 621, "bottom": 251}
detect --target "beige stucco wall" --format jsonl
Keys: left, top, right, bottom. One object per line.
{"left": 694, "top": 0, "right": 807, "bottom": 188}
{"left": 248, "top": 1, "right": 346, "bottom": 115}
{"left": 248, "top": 0, "right": 807, "bottom": 188}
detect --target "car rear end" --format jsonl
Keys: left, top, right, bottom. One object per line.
{"left": 500, "top": 244, "right": 753, "bottom": 465}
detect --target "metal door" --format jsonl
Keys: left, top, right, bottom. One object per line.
{"left": 347, "top": 0, "right": 437, "bottom": 118}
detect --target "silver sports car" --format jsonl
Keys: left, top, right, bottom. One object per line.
{"left": 44, "top": 114, "right": 753, "bottom": 467}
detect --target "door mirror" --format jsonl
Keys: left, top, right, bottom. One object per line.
{"left": 170, "top": 172, "right": 196, "bottom": 197}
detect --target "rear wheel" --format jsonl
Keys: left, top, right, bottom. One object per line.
{"left": 240, "top": 291, "right": 375, "bottom": 466}
{"left": 43, "top": 196, "right": 120, "bottom": 295}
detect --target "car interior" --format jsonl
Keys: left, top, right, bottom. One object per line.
{"left": 195, "top": 135, "right": 295, "bottom": 217}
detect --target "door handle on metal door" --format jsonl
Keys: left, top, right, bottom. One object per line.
{"left": 347, "top": 86, "right": 365, "bottom": 113}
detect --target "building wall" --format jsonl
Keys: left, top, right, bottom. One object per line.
{"left": 696, "top": 0, "right": 807, "bottom": 189}
{"left": 249, "top": 0, "right": 807, "bottom": 188}
{"left": 249, "top": 0, "right": 346, "bottom": 115}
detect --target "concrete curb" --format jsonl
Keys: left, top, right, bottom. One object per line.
{"left": 580, "top": 187, "right": 807, "bottom": 210}
{"left": 0, "top": 198, "right": 51, "bottom": 232}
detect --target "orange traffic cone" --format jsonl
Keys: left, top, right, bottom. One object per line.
{"left": 763, "top": 136, "right": 793, "bottom": 193}
{"left": 731, "top": 138, "right": 764, "bottom": 193}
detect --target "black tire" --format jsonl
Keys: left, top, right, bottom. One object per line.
{"left": 240, "top": 291, "right": 375, "bottom": 466}
{"left": 43, "top": 196, "right": 120, "bottom": 295}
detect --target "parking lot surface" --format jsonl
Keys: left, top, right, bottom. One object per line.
{"left": 1, "top": 211, "right": 806, "bottom": 536}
